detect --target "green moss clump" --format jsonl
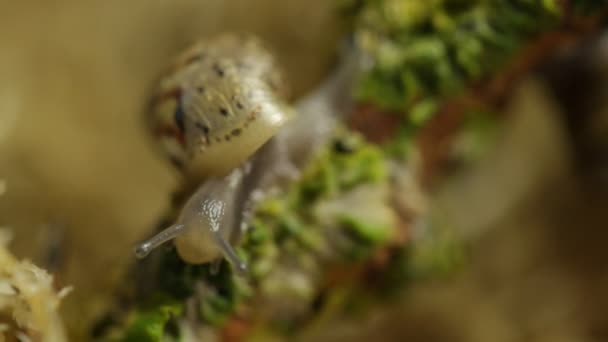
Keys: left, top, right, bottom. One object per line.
{"left": 155, "top": 252, "right": 252, "bottom": 325}
{"left": 246, "top": 130, "right": 393, "bottom": 269}
{"left": 342, "top": 0, "right": 562, "bottom": 112}
{"left": 236, "top": 129, "right": 403, "bottom": 330}
{"left": 117, "top": 299, "right": 182, "bottom": 342}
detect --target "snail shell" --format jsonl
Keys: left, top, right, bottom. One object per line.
{"left": 149, "top": 34, "right": 291, "bottom": 181}
{"left": 136, "top": 34, "right": 293, "bottom": 270}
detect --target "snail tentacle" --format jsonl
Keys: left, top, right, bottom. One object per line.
{"left": 211, "top": 229, "right": 247, "bottom": 274}
{"left": 134, "top": 223, "right": 186, "bottom": 259}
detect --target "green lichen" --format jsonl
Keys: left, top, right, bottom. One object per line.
{"left": 103, "top": 249, "right": 252, "bottom": 341}
{"left": 245, "top": 130, "right": 392, "bottom": 268}
{"left": 155, "top": 252, "right": 252, "bottom": 326}
{"left": 238, "top": 129, "right": 399, "bottom": 329}
{"left": 342, "top": 0, "right": 562, "bottom": 112}
{"left": 297, "top": 132, "right": 387, "bottom": 202}
{"left": 117, "top": 299, "right": 182, "bottom": 342}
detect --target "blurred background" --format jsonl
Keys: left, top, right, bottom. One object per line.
{"left": 0, "top": 1, "right": 341, "bottom": 338}
{"left": 0, "top": 1, "right": 607, "bottom": 341}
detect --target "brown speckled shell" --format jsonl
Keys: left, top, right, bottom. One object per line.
{"left": 148, "top": 34, "right": 290, "bottom": 179}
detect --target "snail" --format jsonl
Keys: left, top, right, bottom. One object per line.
{"left": 134, "top": 34, "right": 294, "bottom": 273}
{"left": 134, "top": 32, "right": 358, "bottom": 274}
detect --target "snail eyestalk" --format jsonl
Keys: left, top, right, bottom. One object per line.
{"left": 212, "top": 231, "right": 247, "bottom": 275}
{"left": 134, "top": 224, "right": 186, "bottom": 259}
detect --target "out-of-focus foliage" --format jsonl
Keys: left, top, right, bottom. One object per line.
{"left": 341, "top": 0, "right": 562, "bottom": 113}
{"left": 450, "top": 109, "right": 500, "bottom": 163}
{"left": 574, "top": 0, "right": 608, "bottom": 14}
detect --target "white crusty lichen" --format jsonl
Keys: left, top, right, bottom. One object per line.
{"left": 0, "top": 182, "right": 70, "bottom": 342}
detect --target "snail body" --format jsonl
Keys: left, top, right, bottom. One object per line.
{"left": 135, "top": 166, "right": 248, "bottom": 272}
{"left": 135, "top": 34, "right": 292, "bottom": 271}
